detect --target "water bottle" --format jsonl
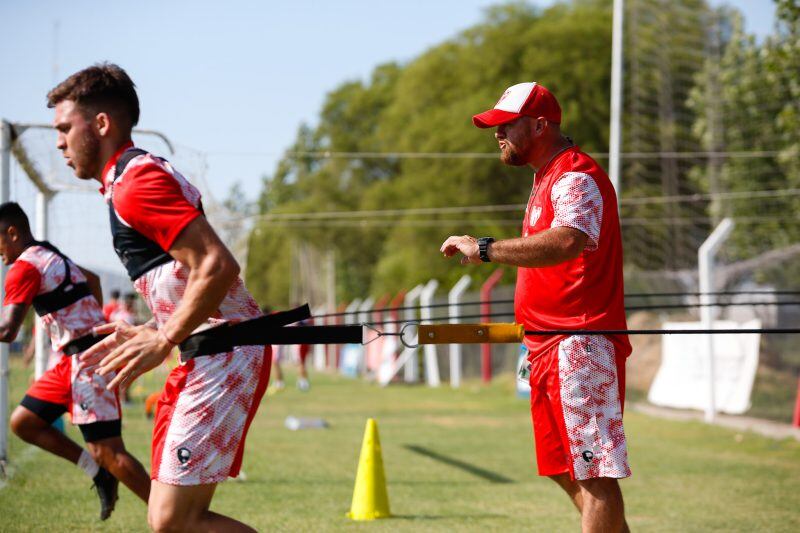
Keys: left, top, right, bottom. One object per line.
{"left": 284, "top": 415, "right": 329, "bottom": 431}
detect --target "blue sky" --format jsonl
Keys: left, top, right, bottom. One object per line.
{"left": 0, "top": 0, "right": 776, "bottom": 204}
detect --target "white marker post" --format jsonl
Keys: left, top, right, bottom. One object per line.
{"left": 698, "top": 218, "right": 734, "bottom": 423}
{"left": 448, "top": 275, "right": 471, "bottom": 388}
{"left": 420, "top": 279, "right": 440, "bottom": 387}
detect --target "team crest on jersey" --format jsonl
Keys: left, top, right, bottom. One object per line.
{"left": 529, "top": 206, "right": 542, "bottom": 226}
{"left": 177, "top": 447, "right": 192, "bottom": 466}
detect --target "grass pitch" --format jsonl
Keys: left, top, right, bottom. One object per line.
{"left": 1, "top": 355, "right": 799, "bottom": 532}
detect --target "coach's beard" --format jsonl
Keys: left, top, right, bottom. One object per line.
{"left": 500, "top": 145, "right": 526, "bottom": 166}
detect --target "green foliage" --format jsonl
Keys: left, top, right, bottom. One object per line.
{"left": 247, "top": 0, "right": 800, "bottom": 306}
{"left": 248, "top": 0, "right": 613, "bottom": 305}
{"left": 687, "top": 2, "right": 800, "bottom": 269}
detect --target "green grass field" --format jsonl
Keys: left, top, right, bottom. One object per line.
{"left": 1, "top": 355, "right": 799, "bottom": 532}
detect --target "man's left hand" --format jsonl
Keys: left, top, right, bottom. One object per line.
{"left": 94, "top": 325, "right": 174, "bottom": 391}
{"left": 440, "top": 235, "right": 482, "bottom": 265}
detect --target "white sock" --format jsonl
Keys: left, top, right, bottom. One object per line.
{"left": 77, "top": 449, "right": 100, "bottom": 479}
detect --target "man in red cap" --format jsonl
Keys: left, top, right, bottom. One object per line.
{"left": 441, "top": 82, "right": 632, "bottom": 532}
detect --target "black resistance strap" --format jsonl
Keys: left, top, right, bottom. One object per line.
{"left": 31, "top": 241, "right": 92, "bottom": 316}
{"left": 179, "top": 304, "right": 362, "bottom": 359}
{"left": 62, "top": 332, "right": 110, "bottom": 356}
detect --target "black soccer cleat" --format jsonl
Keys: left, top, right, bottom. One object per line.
{"left": 91, "top": 467, "right": 119, "bottom": 521}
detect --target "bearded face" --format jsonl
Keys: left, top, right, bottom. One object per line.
{"left": 496, "top": 117, "right": 535, "bottom": 167}
{"left": 53, "top": 100, "right": 103, "bottom": 180}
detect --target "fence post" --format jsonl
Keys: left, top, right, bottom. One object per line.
{"left": 377, "top": 291, "right": 405, "bottom": 384}
{"left": 312, "top": 305, "right": 326, "bottom": 371}
{"left": 333, "top": 302, "right": 347, "bottom": 369}
{"left": 368, "top": 295, "right": 389, "bottom": 375}
{"left": 793, "top": 375, "right": 800, "bottom": 428}
{"left": 0, "top": 120, "right": 11, "bottom": 465}
{"left": 698, "top": 218, "right": 734, "bottom": 423}
{"left": 34, "top": 190, "right": 51, "bottom": 380}
{"left": 403, "top": 285, "right": 424, "bottom": 383}
{"left": 357, "top": 297, "right": 374, "bottom": 375}
{"left": 480, "top": 268, "right": 505, "bottom": 383}
{"left": 449, "top": 275, "right": 472, "bottom": 388}
{"left": 420, "top": 279, "right": 440, "bottom": 387}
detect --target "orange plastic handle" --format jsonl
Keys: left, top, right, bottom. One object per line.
{"left": 417, "top": 323, "right": 524, "bottom": 344}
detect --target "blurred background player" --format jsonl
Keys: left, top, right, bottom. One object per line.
{"left": 103, "top": 289, "right": 121, "bottom": 322}
{"left": 0, "top": 202, "right": 151, "bottom": 520}
{"left": 263, "top": 305, "right": 310, "bottom": 394}
{"left": 110, "top": 292, "right": 138, "bottom": 324}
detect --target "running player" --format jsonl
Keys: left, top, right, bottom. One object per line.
{"left": 1, "top": 202, "right": 151, "bottom": 520}
{"left": 49, "top": 63, "right": 270, "bottom": 532}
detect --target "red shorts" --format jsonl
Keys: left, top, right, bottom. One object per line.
{"left": 529, "top": 335, "right": 631, "bottom": 480}
{"left": 298, "top": 344, "right": 311, "bottom": 364}
{"left": 151, "top": 345, "right": 272, "bottom": 485}
{"left": 23, "top": 354, "right": 121, "bottom": 426}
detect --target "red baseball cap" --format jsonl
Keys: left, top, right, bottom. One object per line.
{"left": 472, "top": 82, "right": 561, "bottom": 128}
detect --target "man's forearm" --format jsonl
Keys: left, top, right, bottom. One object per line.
{"left": 159, "top": 260, "right": 238, "bottom": 343}
{"left": 0, "top": 324, "right": 17, "bottom": 343}
{"left": 488, "top": 227, "right": 586, "bottom": 268}
{"left": 0, "top": 304, "right": 27, "bottom": 343}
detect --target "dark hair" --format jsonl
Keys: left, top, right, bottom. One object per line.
{"left": 124, "top": 292, "right": 137, "bottom": 303}
{"left": 47, "top": 63, "right": 140, "bottom": 132}
{"left": 0, "top": 202, "right": 31, "bottom": 233}
{"left": 110, "top": 289, "right": 121, "bottom": 299}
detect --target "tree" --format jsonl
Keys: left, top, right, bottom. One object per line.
{"left": 247, "top": 0, "right": 614, "bottom": 306}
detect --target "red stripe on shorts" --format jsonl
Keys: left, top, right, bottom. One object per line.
{"left": 228, "top": 346, "right": 272, "bottom": 477}
{"left": 151, "top": 359, "right": 194, "bottom": 480}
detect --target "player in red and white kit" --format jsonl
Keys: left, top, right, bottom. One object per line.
{"left": 48, "top": 63, "right": 270, "bottom": 532}
{"left": 0, "top": 203, "right": 151, "bottom": 520}
{"left": 441, "top": 82, "right": 631, "bottom": 532}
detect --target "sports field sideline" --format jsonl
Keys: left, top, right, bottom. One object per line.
{"left": 1, "top": 356, "right": 798, "bottom": 532}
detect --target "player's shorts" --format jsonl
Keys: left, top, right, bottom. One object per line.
{"left": 528, "top": 335, "right": 631, "bottom": 480}
{"left": 20, "top": 354, "right": 122, "bottom": 442}
{"left": 151, "top": 344, "right": 272, "bottom": 485}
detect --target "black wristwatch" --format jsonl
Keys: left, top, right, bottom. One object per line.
{"left": 478, "top": 237, "right": 495, "bottom": 262}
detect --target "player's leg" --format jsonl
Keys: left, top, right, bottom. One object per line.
{"left": 85, "top": 429, "right": 151, "bottom": 502}
{"left": 149, "top": 346, "right": 271, "bottom": 530}
{"left": 269, "top": 345, "right": 285, "bottom": 392}
{"left": 10, "top": 403, "right": 82, "bottom": 463}
{"left": 148, "top": 481, "right": 255, "bottom": 533}
{"left": 530, "top": 343, "right": 583, "bottom": 513}
{"left": 549, "top": 336, "right": 631, "bottom": 532}
{"left": 576, "top": 477, "right": 628, "bottom": 533}
{"left": 549, "top": 472, "right": 583, "bottom": 512}
{"left": 297, "top": 344, "right": 310, "bottom": 391}
{"left": 11, "top": 400, "right": 118, "bottom": 520}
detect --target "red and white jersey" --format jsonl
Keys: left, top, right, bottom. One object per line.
{"left": 515, "top": 146, "right": 631, "bottom": 358}
{"left": 4, "top": 245, "right": 104, "bottom": 352}
{"left": 101, "top": 143, "right": 262, "bottom": 331}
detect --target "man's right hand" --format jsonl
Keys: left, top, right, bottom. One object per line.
{"left": 440, "top": 235, "right": 482, "bottom": 265}
{"left": 78, "top": 321, "right": 147, "bottom": 369}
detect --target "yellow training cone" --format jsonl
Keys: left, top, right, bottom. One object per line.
{"left": 347, "top": 418, "right": 391, "bottom": 520}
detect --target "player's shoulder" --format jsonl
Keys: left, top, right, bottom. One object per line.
{"left": 118, "top": 152, "right": 173, "bottom": 185}
{"left": 112, "top": 153, "right": 180, "bottom": 208}
{"left": 7, "top": 257, "right": 42, "bottom": 282}
{"left": 556, "top": 150, "right": 609, "bottom": 188}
